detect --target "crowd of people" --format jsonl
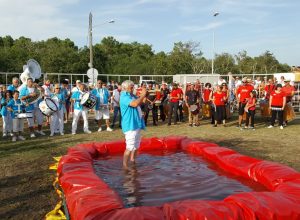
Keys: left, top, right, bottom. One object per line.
{"left": 0, "top": 74, "right": 296, "bottom": 142}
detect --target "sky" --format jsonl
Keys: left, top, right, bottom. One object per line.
{"left": 0, "top": 0, "right": 299, "bottom": 65}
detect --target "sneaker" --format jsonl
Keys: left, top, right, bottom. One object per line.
{"left": 267, "top": 125, "right": 273, "bottom": 128}
{"left": 30, "top": 133, "right": 36, "bottom": 138}
{"left": 37, "top": 130, "right": 46, "bottom": 136}
{"left": 213, "top": 124, "right": 217, "bottom": 127}
{"left": 97, "top": 127, "right": 102, "bottom": 132}
{"left": 12, "top": 136, "right": 17, "bottom": 142}
{"left": 106, "top": 127, "right": 113, "bottom": 132}
{"left": 236, "top": 125, "right": 241, "bottom": 128}
{"left": 244, "top": 126, "right": 248, "bottom": 129}
{"left": 60, "top": 133, "right": 64, "bottom": 136}
{"left": 3, "top": 133, "right": 7, "bottom": 137}
{"left": 18, "top": 136, "right": 26, "bottom": 141}
{"left": 84, "top": 130, "right": 92, "bottom": 134}
{"left": 280, "top": 126, "right": 284, "bottom": 130}
{"left": 72, "top": 132, "right": 76, "bottom": 135}
{"left": 50, "top": 133, "right": 54, "bottom": 137}
{"left": 9, "top": 132, "right": 14, "bottom": 137}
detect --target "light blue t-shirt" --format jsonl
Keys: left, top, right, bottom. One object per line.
{"left": 71, "top": 91, "right": 83, "bottom": 111}
{"left": 7, "top": 99, "right": 26, "bottom": 118}
{"left": 50, "top": 93, "right": 65, "bottom": 111}
{"left": 1, "top": 98, "right": 12, "bottom": 116}
{"left": 91, "top": 88, "right": 110, "bottom": 110}
{"left": 120, "top": 91, "right": 145, "bottom": 133}
{"left": 7, "top": 85, "right": 17, "bottom": 92}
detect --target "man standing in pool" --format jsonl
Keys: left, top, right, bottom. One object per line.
{"left": 120, "top": 80, "right": 147, "bottom": 169}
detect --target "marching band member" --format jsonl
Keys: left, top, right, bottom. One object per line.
{"left": 7, "top": 91, "right": 26, "bottom": 141}
{"left": 264, "top": 79, "right": 276, "bottom": 100}
{"left": 1, "top": 90, "right": 13, "bottom": 137}
{"left": 71, "top": 82, "right": 91, "bottom": 134}
{"left": 71, "top": 80, "right": 81, "bottom": 93}
{"left": 61, "top": 79, "right": 71, "bottom": 123}
{"left": 185, "top": 83, "right": 200, "bottom": 127}
{"left": 245, "top": 90, "right": 257, "bottom": 129}
{"left": 111, "top": 84, "right": 122, "bottom": 129}
{"left": 19, "top": 78, "right": 45, "bottom": 138}
{"left": 282, "top": 79, "right": 296, "bottom": 125}
{"left": 42, "top": 79, "right": 52, "bottom": 126}
{"left": 144, "top": 83, "right": 158, "bottom": 126}
{"left": 168, "top": 83, "right": 180, "bottom": 126}
{"left": 268, "top": 84, "right": 286, "bottom": 129}
{"left": 50, "top": 84, "right": 65, "bottom": 136}
{"left": 91, "top": 81, "right": 113, "bottom": 132}
{"left": 211, "top": 85, "right": 226, "bottom": 127}
{"left": 202, "top": 83, "right": 213, "bottom": 123}
{"left": 236, "top": 77, "right": 254, "bottom": 128}
{"left": 7, "top": 77, "right": 20, "bottom": 92}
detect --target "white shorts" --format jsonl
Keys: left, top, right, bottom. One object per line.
{"left": 95, "top": 109, "right": 110, "bottom": 120}
{"left": 124, "top": 129, "right": 141, "bottom": 151}
{"left": 13, "top": 118, "right": 24, "bottom": 132}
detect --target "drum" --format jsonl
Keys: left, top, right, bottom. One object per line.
{"left": 259, "top": 100, "right": 271, "bottom": 117}
{"left": 154, "top": 100, "right": 162, "bottom": 106}
{"left": 190, "top": 105, "right": 199, "bottom": 115}
{"left": 80, "top": 93, "right": 96, "bottom": 109}
{"left": 16, "top": 112, "right": 33, "bottom": 119}
{"left": 202, "top": 103, "right": 211, "bottom": 118}
{"left": 39, "top": 98, "right": 58, "bottom": 116}
{"left": 283, "top": 103, "right": 296, "bottom": 121}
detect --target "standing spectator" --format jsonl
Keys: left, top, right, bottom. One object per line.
{"left": 264, "top": 79, "right": 276, "bottom": 100}
{"left": 177, "top": 83, "right": 184, "bottom": 122}
{"left": 144, "top": 83, "right": 158, "bottom": 126}
{"left": 111, "top": 84, "right": 122, "bottom": 129}
{"left": 168, "top": 83, "right": 180, "bottom": 126}
{"left": 61, "top": 79, "right": 71, "bottom": 123}
{"left": 268, "top": 84, "right": 286, "bottom": 129}
{"left": 211, "top": 85, "right": 226, "bottom": 127}
{"left": 160, "top": 82, "right": 169, "bottom": 122}
{"left": 1, "top": 90, "right": 13, "bottom": 137}
{"left": 218, "top": 76, "right": 227, "bottom": 86}
{"left": 245, "top": 90, "right": 257, "bottom": 130}
{"left": 120, "top": 80, "right": 146, "bottom": 169}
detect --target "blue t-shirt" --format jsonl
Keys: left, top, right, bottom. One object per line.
{"left": 19, "top": 86, "right": 41, "bottom": 111}
{"left": 7, "top": 99, "right": 26, "bottom": 118}
{"left": 50, "top": 93, "right": 65, "bottom": 111}
{"left": 120, "top": 91, "right": 145, "bottom": 133}
{"left": 71, "top": 91, "right": 83, "bottom": 111}
{"left": 91, "top": 88, "right": 110, "bottom": 110}
{"left": 1, "top": 98, "right": 12, "bottom": 116}
{"left": 7, "top": 85, "right": 17, "bottom": 92}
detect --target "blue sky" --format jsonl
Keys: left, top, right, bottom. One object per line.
{"left": 0, "top": 0, "right": 299, "bottom": 65}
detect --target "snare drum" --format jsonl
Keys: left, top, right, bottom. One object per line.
{"left": 202, "top": 103, "right": 211, "bottom": 118}
{"left": 284, "top": 103, "right": 296, "bottom": 121}
{"left": 16, "top": 112, "right": 33, "bottom": 119}
{"left": 39, "top": 98, "right": 58, "bottom": 116}
{"left": 259, "top": 100, "right": 271, "bottom": 117}
{"left": 81, "top": 93, "right": 97, "bottom": 109}
{"left": 190, "top": 105, "right": 199, "bottom": 115}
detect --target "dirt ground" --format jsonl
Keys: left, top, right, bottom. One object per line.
{"left": 0, "top": 115, "right": 299, "bottom": 220}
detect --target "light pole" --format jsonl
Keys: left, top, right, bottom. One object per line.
{"left": 88, "top": 12, "right": 114, "bottom": 84}
{"left": 212, "top": 12, "right": 219, "bottom": 74}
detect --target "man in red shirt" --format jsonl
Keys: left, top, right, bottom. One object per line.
{"left": 282, "top": 79, "right": 296, "bottom": 125}
{"left": 264, "top": 79, "right": 276, "bottom": 100}
{"left": 282, "top": 79, "right": 295, "bottom": 103}
{"left": 168, "top": 83, "right": 181, "bottom": 125}
{"left": 236, "top": 78, "right": 254, "bottom": 127}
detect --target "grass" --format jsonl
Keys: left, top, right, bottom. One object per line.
{"left": 0, "top": 114, "right": 300, "bottom": 220}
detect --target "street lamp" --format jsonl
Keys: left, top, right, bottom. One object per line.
{"left": 88, "top": 12, "right": 115, "bottom": 69}
{"left": 212, "top": 11, "right": 219, "bottom": 74}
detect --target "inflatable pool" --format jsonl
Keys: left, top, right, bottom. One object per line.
{"left": 57, "top": 136, "right": 300, "bottom": 220}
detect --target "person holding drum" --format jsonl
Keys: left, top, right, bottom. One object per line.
{"left": 71, "top": 82, "right": 92, "bottom": 134}
{"left": 268, "top": 84, "right": 286, "bottom": 129}
{"left": 49, "top": 84, "right": 65, "bottom": 136}
{"left": 91, "top": 81, "right": 113, "bottom": 132}
{"left": 7, "top": 91, "right": 27, "bottom": 141}
{"left": 185, "top": 83, "right": 200, "bottom": 127}
{"left": 282, "top": 79, "right": 296, "bottom": 126}
{"left": 1, "top": 90, "right": 13, "bottom": 137}
{"left": 20, "top": 78, "right": 46, "bottom": 138}
{"left": 168, "top": 83, "right": 181, "bottom": 126}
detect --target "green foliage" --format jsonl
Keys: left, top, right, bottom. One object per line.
{"left": 0, "top": 35, "right": 291, "bottom": 76}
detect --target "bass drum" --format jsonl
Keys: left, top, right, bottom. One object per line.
{"left": 284, "top": 103, "right": 296, "bottom": 121}
{"left": 81, "top": 93, "right": 97, "bottom": 109}
{"left": 202, "top": 103, "right": 211, "bottom": 118}
{"left": 39, "top": 98, "right": 58, "bottom": 116}
{"left": 190, "top": 104, "right": 199, "bottom": 115}
{"left": 259, "top": 99, "right": 271, "bottom": 117}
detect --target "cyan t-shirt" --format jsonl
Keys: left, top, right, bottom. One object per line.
{"left": 7, "top": 85, "right": 17, "bottom": 92}
{"left": 91, "top": 88, "right": 110, "bottom": 110}
{"left": 7, "top": 99, "right": 26, "bottom": 118}
{"left": 120, "top": 91, "right": 145, "bottom": 133}
{"left": 71, "top": 91, "right": 83, "bottom": 111}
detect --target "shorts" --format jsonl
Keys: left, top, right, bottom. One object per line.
{"left": 238, "top": 103, "right": 247, "bottom": 115}
{"left": 124, "top": 129, "right": 141, "bottom": 151}
{"left": 95, "top": 109, "right": 110, "bottom": 120}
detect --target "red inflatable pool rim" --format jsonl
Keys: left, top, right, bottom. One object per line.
{"left": 57, "top": 136, "right": 300, "bottom": 220}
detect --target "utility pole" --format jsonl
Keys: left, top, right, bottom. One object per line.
{"left": 89, "top": 12, "right": 93, "bottom": 69}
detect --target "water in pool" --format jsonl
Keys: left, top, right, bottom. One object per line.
{"left": 93, "top": 151, "right": 266, "bottom": 207}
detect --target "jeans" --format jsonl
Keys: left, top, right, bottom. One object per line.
{"left": 144, "top": 104, "right": 158, "bottom": 125}
{"left": 112, "top": 106, "right": 121, "bottom": 128}
{"left": 168, "top": 102, "right": 179, "bottom": 124}
{"left": 271, "top": 108, "right": 284, "bottom": 126}
{"left": 246, "top": 110, "right": 255, "bottom": 127}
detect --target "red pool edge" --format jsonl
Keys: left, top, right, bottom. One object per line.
{"left": 57, "top": 136, "right": 300, "bottom": 220}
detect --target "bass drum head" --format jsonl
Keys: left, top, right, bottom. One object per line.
{"left": 80, "top": 93, "right": 90, "bottom": 105}
{"left": 45, "top": 98, "right": 58, "bottom": 111}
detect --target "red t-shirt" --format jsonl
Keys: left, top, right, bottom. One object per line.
{"left": 247, "top": 97, "right": 256, "bottom": 110}
{"left": 203, "top": 89, "right": 211, "bottom": 102}
{"left": 282, "top": 85, "right": 295, "bottom": 102}
{"left": 155, "top": 90, "right": 162, "bottom": 100}
{"left": 170, "top": 89, "right": 180, "bottom": 102}
{"left": 270, "top": 91, "right": 286, "bottom": 107}
{"left": 264, "top": 84, "right": 276, "bottom": 99}
{"left": 237, "top": 85, "right": 253, "bottom": 103}
{"left": 213, "top": 92, "right": 226, "bottom": 106}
